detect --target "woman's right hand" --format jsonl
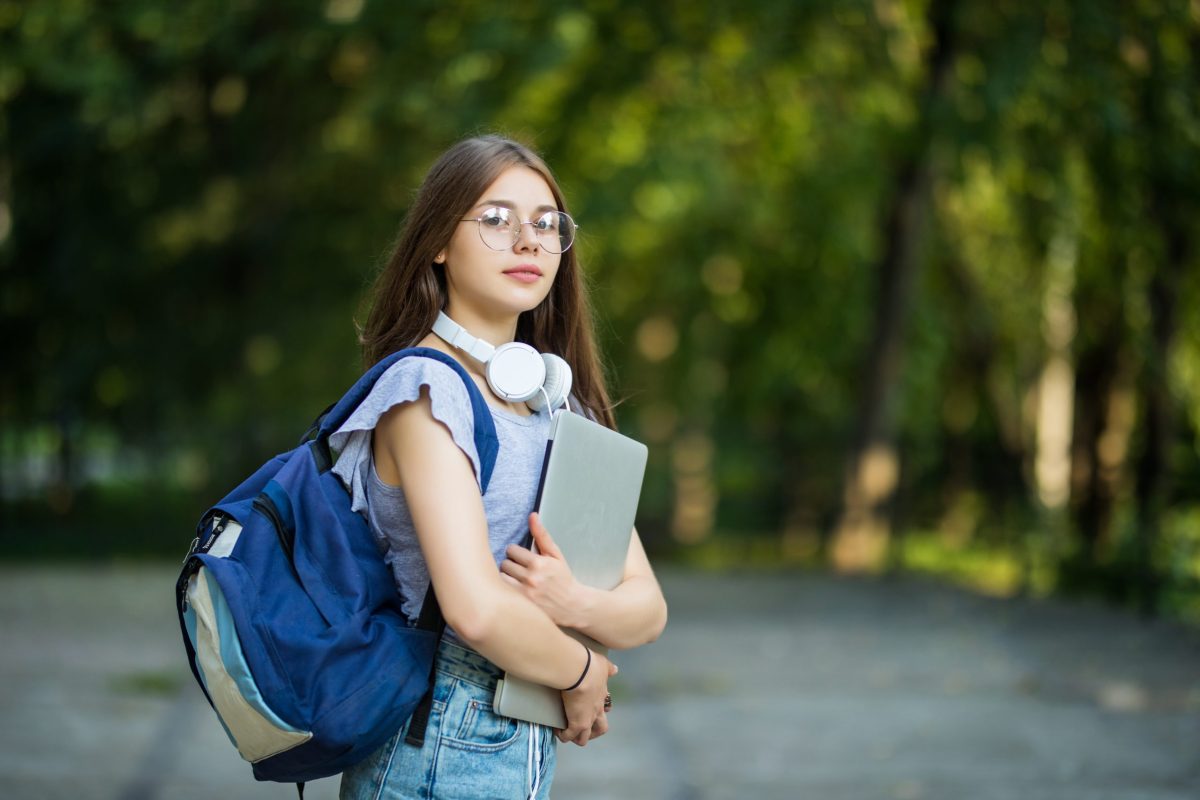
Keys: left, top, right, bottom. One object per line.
{"left": 559, "top": 649, "right": 617, "bottom": 746}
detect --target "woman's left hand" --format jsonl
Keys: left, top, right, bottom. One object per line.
{"left": 500, "top": 512, "right": 587, "bottom": 628}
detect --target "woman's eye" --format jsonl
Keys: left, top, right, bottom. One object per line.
{"left": 481, "top": 209, "right": 508, "bottom": 227}
{"left": 533, "top": 214, "right": 557, "bottom": 232}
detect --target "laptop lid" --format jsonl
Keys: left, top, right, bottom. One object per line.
{"left": 532, "top": 410, "right": 649, "bottom": 591}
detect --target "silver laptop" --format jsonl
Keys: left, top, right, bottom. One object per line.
{"left": 493, "top": 409, "right": 648, "bottom": 728}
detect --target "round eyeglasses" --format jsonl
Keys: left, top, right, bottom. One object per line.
{"left": 460, "top": 207, "right": 578, "bottom": 254}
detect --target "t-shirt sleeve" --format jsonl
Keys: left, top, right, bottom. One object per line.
{"left": 330, "top": 357, "right": 482, "bottom": 513}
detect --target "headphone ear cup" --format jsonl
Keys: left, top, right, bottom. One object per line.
{"left": 487, "top": 342, "right": 547, "bottom": 403}
{"left": 529, "top": 353, "right": 572, "bottom": 411}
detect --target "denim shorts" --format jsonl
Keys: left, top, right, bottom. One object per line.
{"left": 339, "top": 638, "right": 557, "bottom": 800}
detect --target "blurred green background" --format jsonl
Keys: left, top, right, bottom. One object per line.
{"left": 2, "top": 0, "right": 1199, "bottom": 619}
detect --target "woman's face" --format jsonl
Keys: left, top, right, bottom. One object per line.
{"left": 437, "top": 165, "right": 563, "bottom": 321}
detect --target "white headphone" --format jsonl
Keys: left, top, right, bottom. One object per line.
{"left": 432, "top": 311, "right": 572, "bottom": 412}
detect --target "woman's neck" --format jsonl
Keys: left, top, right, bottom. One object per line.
{"left": 443, "top": 302, "right": 519, "bottom": 349}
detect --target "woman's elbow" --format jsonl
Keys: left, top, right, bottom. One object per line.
{"left": 441, "top": 598, "right": 500, "bottom": 648}
{"left": 645, "top": 596, "right": 668, "bottom": 644}
{"left": 616, "top": 595, "right": 668, "bottom": 649}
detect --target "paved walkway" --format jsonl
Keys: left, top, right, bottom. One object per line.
{"left": 1, "top": 564, "right": 1198, "bottom": 799}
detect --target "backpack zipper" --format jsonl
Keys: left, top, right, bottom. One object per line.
{"left": 252, "top": 494, "right": 296, "bottom": 562}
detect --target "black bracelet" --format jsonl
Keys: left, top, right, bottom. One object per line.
{"left": 563, "top": 643, "right": 591, "bottom": 692}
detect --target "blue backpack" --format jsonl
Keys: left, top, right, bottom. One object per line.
{"left": 175, "top": 348, "right": 499, "bottom": 788}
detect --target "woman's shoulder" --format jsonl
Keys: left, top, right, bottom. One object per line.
{"left": 332, "top": 352, "right": 486, "bottom": 489}
{"left": 361, "top": 354, "right": 481, "bottom": 437}
{"left": 374, "top": 353, "right": 475, "bottom": 404}
{"left": 332, "top": 354, "right": 478, "bottom": 447}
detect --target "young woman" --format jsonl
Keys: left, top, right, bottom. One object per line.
{"left": 333, "top": 135, "right": 668, "bottom": 799}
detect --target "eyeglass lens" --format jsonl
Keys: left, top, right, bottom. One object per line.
{"left": 477, "top": 208, "right": 575, "bottom": 253}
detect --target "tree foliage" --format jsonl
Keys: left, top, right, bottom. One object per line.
{"left": 2, "top": 0, "right": 1198, "bottom": 615}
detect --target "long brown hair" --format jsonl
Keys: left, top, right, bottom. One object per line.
{"left": 358, "top": 135, "right": 615, "bottom": 428}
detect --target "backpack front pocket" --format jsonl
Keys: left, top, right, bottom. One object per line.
{"left": 184, "top": 563, "right": 314, "bottom": 763}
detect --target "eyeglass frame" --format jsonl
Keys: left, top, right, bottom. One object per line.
{"left": 458, "top": 206, "right": 579, "bottom": 254}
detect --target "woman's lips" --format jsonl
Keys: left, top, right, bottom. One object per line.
{"left": 503, "top": 266, "right": 542, "bottom": 283}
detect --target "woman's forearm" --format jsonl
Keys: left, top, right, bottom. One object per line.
{"left": 566, "top": 574, "right": 668, "bottom": 651}
{"left": 500, "top": 520, "right": 669, "bottom": 650}
{"left": 453, "top": 577, "right": 594, "bottom": 689}
{"left": 450, "top": 575, "right": 615, "bottom": 744}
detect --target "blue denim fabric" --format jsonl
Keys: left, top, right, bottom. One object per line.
{"left": 340, "top": 639, "right": 557, "bottom": 800}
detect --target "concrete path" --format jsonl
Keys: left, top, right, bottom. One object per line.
{"left": 1, "top": 564, "right": 1197, "bottom": 799}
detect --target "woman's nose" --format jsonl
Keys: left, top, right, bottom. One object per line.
{"left": 514, "top": 222, "right": 541, "bottom": 251}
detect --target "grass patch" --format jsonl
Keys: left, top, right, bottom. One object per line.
{"left": 669, "top": 533, "right": 822, "bottom": 571}
{"left": 110, "top": 669, "right": 185, "bottom": 697}
{"left": 1, "top": 482, "right": 204, "bottom": 561}
{"left": 899, "top": 530, "right": 1040, "bottom": 598}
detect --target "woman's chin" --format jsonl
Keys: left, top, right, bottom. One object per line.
{"left": 500, "top": 288, "right": 552, "bottom": 316}
{"left": 450, "top": 285, "right": 551, "bottom": 322}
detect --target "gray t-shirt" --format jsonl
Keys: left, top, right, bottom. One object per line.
{"left": 330, "top": 356, "right": 552, "bottom": 624}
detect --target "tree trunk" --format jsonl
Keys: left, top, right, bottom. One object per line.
{"left": 1069, "top": 332, "right": 1124, "bottom": 566}
{"left": 1133, "top": 241, "right": 1181, "bottom": 616}
{"left": 1131, "top": 28, "right": 1193, "bottom": 616}
{"left": 830, "top": 0, "right": 957, "bottom": 571}
{"left": 49, "top": 411, "right": 76, "bottom": 514}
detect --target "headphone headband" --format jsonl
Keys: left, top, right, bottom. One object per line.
{"left": 431, "top": 313, "right": 494, "bottom": 363}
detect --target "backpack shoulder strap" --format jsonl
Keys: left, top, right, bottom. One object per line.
{"left": 315, "top": 347, "right": 500, "bottom": 493}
